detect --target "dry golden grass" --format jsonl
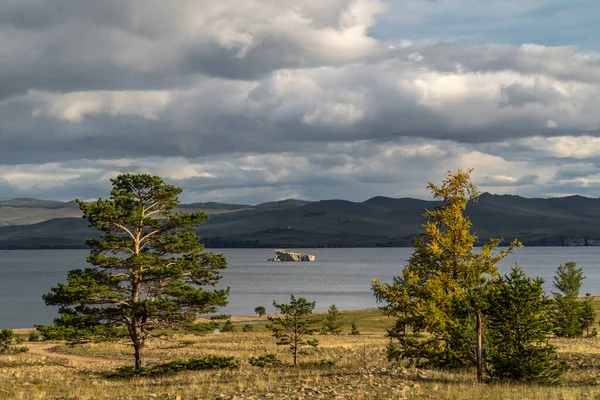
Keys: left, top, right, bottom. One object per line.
{"left": 3, "top": 310, "right": 600, "bottom": 399}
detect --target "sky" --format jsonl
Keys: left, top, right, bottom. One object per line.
{"left": 1, "top": 0, "right": 600, "bottom": 204}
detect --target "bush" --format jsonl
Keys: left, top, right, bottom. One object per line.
{"left": 242, "top": 324, "right": 254, "bottom": 332}
{"left": 109, "top": 356, "right": 240, "bottom": 378}
{"left": 221, "top": 320, "right": 235, "bottom": 332}
{"left": 300, "top": 359, "right": 336, "bottom": 368}
{"left": 185, "top": 322, "right": 219, "bottom": 334}
{"left": 248, "top": 354, "right": 285, "bottom": 367}
{"left": 0, "top": 329, "right": 28, "bottom": 354}
{"left": 28, "top": 331, "right": 41, "bottom": 342}
{"left": 350, "top": 323, "right": 360, "bottom": 335}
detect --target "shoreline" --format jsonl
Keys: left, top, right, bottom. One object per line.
{"left": 11, "top": 308, "right": 381, "bottom": 334}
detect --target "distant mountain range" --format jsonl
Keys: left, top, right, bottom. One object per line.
{"left": 1, "top": 194, "right": 600, "bottom": 249}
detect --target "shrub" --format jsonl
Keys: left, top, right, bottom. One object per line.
{"left": 221, "top": 320, "right": 235, "bottom": 332}
{"left": 109, "top": 356, "right": 240, "bottom": 378}
{"left": 248, "top": 354, "right": 285, "bottom": 367}
{"left": 242, "top": 324, "right": 254, "bottom": 332}
{"left": 300, "top": 359, "right": 336, "bottom": 368}
{"left": 185, "top": 322, "right": 220, "bottom": 334}
{"left": 350, "top": 323, "right": 360, "bottom": 335}
{"left": 0, "top": 329, "right": 28, "bottom": 354}
{"left": 28, "top": 331, "right": 41, "bottom": 342}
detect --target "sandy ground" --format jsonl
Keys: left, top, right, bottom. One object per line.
{"left": 25, "top": 342, "right": 125, "bottom": 368}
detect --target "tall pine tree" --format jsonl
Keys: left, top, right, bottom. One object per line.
{"left": 42, "top": 174, "right": 229, "bottom": 369}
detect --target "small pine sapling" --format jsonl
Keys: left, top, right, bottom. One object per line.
{"left": 267, "top": 295, "right": 318, "bottom": 366}
{"left": 321, "top": 304, "right": 343, "bottom": 334}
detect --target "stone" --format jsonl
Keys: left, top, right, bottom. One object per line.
{"left": 268, "top": 249, "right": 315, "bottom": 262}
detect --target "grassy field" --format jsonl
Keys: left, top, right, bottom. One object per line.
{"left": 3, "top": 309, "right": 600, "bottom": 399}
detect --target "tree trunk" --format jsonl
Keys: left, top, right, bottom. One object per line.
{"left": 293, "top": 337, "right": 298, "bottom": 366}
{"left": 134, "top": 337, "right": 146, "bottom": 369}
{"left": 131, "top": 317, "right": 146, "bottom": 369}
{"left": 476, "top": 311, "right": 483, "bottom": 383}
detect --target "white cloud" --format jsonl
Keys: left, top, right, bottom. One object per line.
{"left": 29, "top": 90, "right": 173, "bottom": 122}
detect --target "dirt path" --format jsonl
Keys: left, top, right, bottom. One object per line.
{"left": 26, "top": 343, "right": 124, "bottom": 368}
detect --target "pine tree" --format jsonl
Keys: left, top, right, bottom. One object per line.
{"left": 41, "top": 174, "right": 229, "bottom": 369}
{"left": 485, "top": 266, "right": 566, "bottom": 383}
{"left": 267, "top": 295, "right": 318, "bottom": 366}
{"left": 580, "top": 296, "right": 597, "bottom": 336}
{"left": 551, "top": 262, "right": 593, "bottom": 337}
{"left": 321, "top": 304, "right": 343, "bottom": 334}
{"left": 372, "top": 169, "right": 521, "bottom": 378}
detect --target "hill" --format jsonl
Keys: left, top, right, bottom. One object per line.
{"left": 2, "top": 194, "right": 600, "bottom": 248}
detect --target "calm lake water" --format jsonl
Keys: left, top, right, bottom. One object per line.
{"left": 1, "top": 247, "right": 599, "bottom": 329}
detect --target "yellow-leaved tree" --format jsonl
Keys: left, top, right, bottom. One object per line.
{"left": 372, "top": 169, "right": 521, "bottom": 382}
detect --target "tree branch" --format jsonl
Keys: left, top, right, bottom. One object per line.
{"left": 113, "top": 223, "right": 136, "bottom": 242}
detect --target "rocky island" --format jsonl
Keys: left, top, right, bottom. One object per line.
{"left": 268, "top": 249, "right": 316, "bottom": 262}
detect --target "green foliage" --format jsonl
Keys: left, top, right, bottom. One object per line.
{"left": 551, "top": 262, "right": 595, "bottom": 338}
{"left": 485, "top": 266, "right": 566, "bottom": 383}
{"left": 34, "top": 324, "right": 124, "bottom": 343}
{"left": 208, "top": 314, "right": 232, "bottom": 321}
{"left": 221, "top": 320, "right": 235, "bottom": 332}
{"left": 184, "top": 322, "right": 219, "bottom": 334}
{"left": 372, "top": 169, "right": 521, "bottom": 369}
{"left": 299, "top": 359, "right": 336, "bottom": 368}
{"left": 41, "top": 174, "right": 229, "bottom": 369}
{"left": 109, "top": 356, "right": 239, "bottom": 378}
{"left": 321, "top": 304, "right": 343, "bottom": 335}
{"left": 248, "top": 354, "right": 285, "bottom": 367}
{"left": 254, "top": 306, "right": 266, "bottom": 317}
{"left": 0, "top": 329, "right": 28, "bottom": 354}
{"left": 580, "top": 298, "right": 597, "bottom": 337}
{"left": 28, "top": 331, "right": 41, "bottom": 342}
{"left": 267, "top": 294, "right": 319, "bottom": 366}
{"left": 350, "top": 323, "right": 360, "bottom": 336}
{"left": 242, "top": 324, "right": 254, "bottom": 333}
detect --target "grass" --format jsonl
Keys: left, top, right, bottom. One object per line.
{"left": 3, "top": 309, "right": 600, "bottom": 399}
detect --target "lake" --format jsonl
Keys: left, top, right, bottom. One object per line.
{"left": 1, "top": 247, "right": 599, "bottom": 329}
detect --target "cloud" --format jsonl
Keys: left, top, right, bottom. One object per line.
{"left": 1, "top": 1, "right": 600, "bottom": 202}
